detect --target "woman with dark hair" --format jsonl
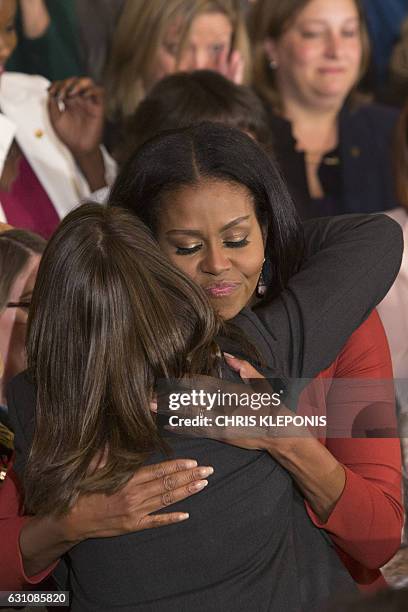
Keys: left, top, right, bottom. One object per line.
{"left": 115, "top": 69, "right": 273, "bottom": 163}
{"left": 107, "top": 122, "right": 403, "bottom": 591}
{"left": 3, "top": 124, "right": 402, "bottom": 594}
{"left": 6, "top": 203, "right": 358, "bottom": 611}
{"left": 248, "top": 0, "right": 399, "bottom": 218}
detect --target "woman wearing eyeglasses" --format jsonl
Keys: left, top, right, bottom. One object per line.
{"left": 0, "top": 228, "right": 45, "bottom": 413}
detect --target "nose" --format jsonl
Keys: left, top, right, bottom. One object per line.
{"left": 186, "top": 49, "right": 212, "bottom": 71}
{"left": 324, "top": 32, "right": 342, "bottom": 58}
{"left": 200, "top": 245, "right": 232, "bottom": 276}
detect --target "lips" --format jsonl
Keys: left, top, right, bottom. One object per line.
{"left": 204, "top": 281, "right": 241, "bottom": 298}
{"left": 318, "top": 67, "right": 346, "bottom": 74}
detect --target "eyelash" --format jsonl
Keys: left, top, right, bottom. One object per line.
{"left": 302, "top": 30, "right": 358, "bottom": 39}
{"left": 175, "top": 237, "right": 250, "bottom": 256}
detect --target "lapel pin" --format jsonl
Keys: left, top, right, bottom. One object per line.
{"left": 34, "top": 129, "right": 44, "bottom": 139}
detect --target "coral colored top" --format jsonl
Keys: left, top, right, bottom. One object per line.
{"left": 0, "top": 311, "right": 403, "bottom": 592}
{"left": 299, "top": 310, "right": 403, "bottom": 591}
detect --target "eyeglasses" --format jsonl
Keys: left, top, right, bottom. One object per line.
{"left": 6, "top": 302, "right": 31, "bottom": 309}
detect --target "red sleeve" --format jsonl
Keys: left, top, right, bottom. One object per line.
{"left": 0, "top": 465, "right": 57, "bottom": 589}
{"left": 305, "top": 311, "right": 403, "bottom": 569}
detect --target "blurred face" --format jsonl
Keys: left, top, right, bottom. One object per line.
{"left": 0, "top": 253, "right": 40, "bottom": 399}
{"left": 0, "top": 0, "right": 17, "bottom": 77}
{"left": 146, "top": 11, "right": 233, "bottom": 88}
{"left": 157, "top": 179, "right": 265, "bottom": 320}
{"left": 267, "top": 0, "right": 362, "bottom": 111}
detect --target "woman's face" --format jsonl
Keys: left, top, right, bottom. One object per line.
{"left": 0, "top": 0, "right": 17, "bottom": 78}
{"left": 0, "top": 253, "right": 40, "bottom": 398}
{"left": 157, "top": 178, "right": 265, "bottom": 320}
{"left": 267, "top": 0, "right": 362, "bottom": 111}
{"left": 146, "top": 11, "right": 233, "bottom": 88}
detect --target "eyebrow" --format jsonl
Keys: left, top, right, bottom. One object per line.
{"left": 166, "top": 215, "right": 251, "bottom": 237}
{"left": 299, "top": 17, "right": 359, "bottom": 26}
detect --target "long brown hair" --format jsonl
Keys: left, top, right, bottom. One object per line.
{"left": 25, "top": 204, "right": 222, "bottom": 515}
{"left": 248, "top": 0, "right": 370, "bottom": 109}
{"left": 104, "top": 0, "right": 251, "bottom": 121}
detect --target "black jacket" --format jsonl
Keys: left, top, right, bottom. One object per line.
{"left": 268, "top": 102, "right": 399, "bottom": 218}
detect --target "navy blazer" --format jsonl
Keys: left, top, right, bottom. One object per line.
{"left": 267, "top": 102, "right": 400, "bottom": 218}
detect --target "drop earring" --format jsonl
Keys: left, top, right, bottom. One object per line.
{"left": 269, "top": 58, "right": 278, "bottom": 70}
{"left": 256, "top": 257, "right": 267, "bottom": 297}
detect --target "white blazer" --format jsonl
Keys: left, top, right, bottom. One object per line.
{"left": 0, "top": 72, "right": 116, "bottom": 223}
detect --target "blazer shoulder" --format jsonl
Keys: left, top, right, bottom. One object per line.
{"left": 0, "top": 72, "right": 50, "bottom": 101}
{"left": 344, "top": 102, "right": 399, "bottom": 134}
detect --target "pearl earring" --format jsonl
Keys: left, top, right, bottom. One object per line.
{"left": 269, "top": 58, "right": 278, "bottom": 70}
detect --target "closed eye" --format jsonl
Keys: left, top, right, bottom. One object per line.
{"left": 224, "top": 237, "right": 249, "bottom": 248}
{"left": 175, "top": 244, "right": 202, "bottom": 255}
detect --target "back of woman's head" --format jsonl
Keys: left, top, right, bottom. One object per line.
{"left": 25, "top": 203, "right": 220, "bottom": 515}
{"left": 116, "top": 70, "right": 273, "bottom": 163}
{"left": 248, "top": 0, "right": 370, "bottom": 107}
{"left": 105, "top": 0, "right": 251, "bottom": 119}
{"left": 109, "top": 122, "right": 303, "bottom": 301}
{"left": 0, "top": 229, "right": 45, "bottom": 311}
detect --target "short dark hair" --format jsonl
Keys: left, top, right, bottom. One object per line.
{"left": 109, "top": 121, "right": 304, "bottom": 303}
{"left": 115, "top": 70, "right": 273, "bottom": 163}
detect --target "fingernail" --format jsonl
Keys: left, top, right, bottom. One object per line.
{"left": 194, "top": 480, "right": 208, "bottom": 490}
{"left": 185, "top": 460, "right": 198, "bottom": 468}
{"left": 178, "top": 513, "right": 189, "bottom": 521}
{"left": 223, "top": 352, "right": 236, "bottom": 359}
{"left": 198, "top": 466, "right": 214, "bottom": 477}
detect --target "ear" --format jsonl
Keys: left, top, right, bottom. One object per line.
{"left": 263, "top": 38, "right": 278, "bottom": 66}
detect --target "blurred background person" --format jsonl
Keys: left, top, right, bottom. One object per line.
{"left": 388, "top": 16, "right": 408, "bottom": 107}
{"left": 377, "top": 102, "right": 408, "bottom": 538}
{"left": 360, "top": 0, "right": 408, "bottom": 104}
{"left": 6, "top": 0, "right": 126, "bottom": 83}
{"left": 115, "top": 69, "right": 272, "bottom": 163}
{"left": 103, "top": 0, "right": 251, "bottom": 151}
{"left": 248, "top": 0, "right": 400, "bottom": 218}
{"left": 0, "top": 0, "right": 116, "bottom": 238}
{"left": 0, "top": 228, "right": 45, "bottom": 417}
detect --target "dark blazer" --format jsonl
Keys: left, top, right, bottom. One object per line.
{"left": 9, "top": 372, "right": 357, "bottom": 612}
{"left": 268, "top": 102, "right": 400, "bottom": 219}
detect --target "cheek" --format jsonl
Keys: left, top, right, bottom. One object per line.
{"left": 349, "top": 41, "right": 363, "bottom": 71}
{"left": 286, "top": 40, "right": 322, "bottom": 69}
{"left": 0, "top": 311, "right": 14, "bottom": 357}
{"left": 235, "top": 249, "right": 264, "bottom": 286}
{"left": 156, "top": 49, "right": 176, "bottom": 78}
{"left": 151, "top": 49, "right": 177, "bottom": 82}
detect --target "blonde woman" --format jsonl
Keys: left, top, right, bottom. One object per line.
{"left": 104, "top": 0, "right": 251, "bottom": 130}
